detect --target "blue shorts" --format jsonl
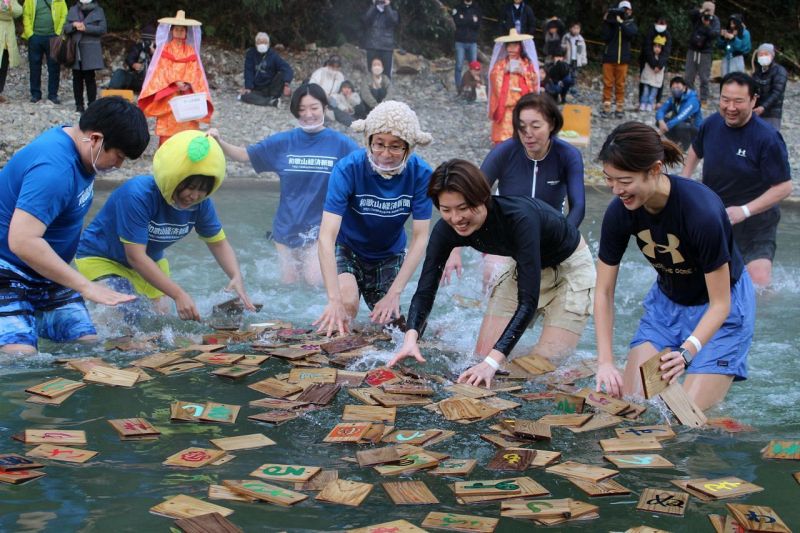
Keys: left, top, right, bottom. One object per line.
{"left": 630, "top": 271, "right": 755, "bottom": 381}
{"left": 0, "top": 278, "right": 96, "bottom": 348}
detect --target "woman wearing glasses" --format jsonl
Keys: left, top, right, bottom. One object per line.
{"left": 314, "top": 100, "right": 433, "bottom": 336}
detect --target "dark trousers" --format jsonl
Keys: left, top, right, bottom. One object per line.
{"left": 366, "top": 49, "right": 393, "bottom": 78}
{"left": 665, "top": 122, "right": 698, "bottom": 151}
{"left": 0, "top": 50, "right": 8, "bottom": 93}
{"left": 108, "top": 68, "right": 144, "bottom": 92}
{"left": 72, "top": 69, "right": 97, "bottom": 108}
{"left": 241, "top": 73, "right": 285, "bottom": 106}
{"left": 28, "top": 33, "right": 60, "bottom": 100}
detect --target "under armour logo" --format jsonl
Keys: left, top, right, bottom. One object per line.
{"left": 736, "top": 148, "right": 746, "bottom": 157}
{"left": 637, "top": 230, "right": 685, "bottom": 264}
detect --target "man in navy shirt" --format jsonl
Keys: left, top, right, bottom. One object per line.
{"left": 682, "top": 72, "right": 792, "bottom": 287}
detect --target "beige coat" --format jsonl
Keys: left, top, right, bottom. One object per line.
{"left": 0, "top": 0, "right": 22, "bottom": 69}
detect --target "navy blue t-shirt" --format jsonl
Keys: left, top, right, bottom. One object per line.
{"left": 598, "top": 174, "right": 744, "bottom": 306}
{"left": 693, "top": 113, "right": 790, "bottom": 207}
{"left": 480, "top": 136, "right": 585, "bottom": 227}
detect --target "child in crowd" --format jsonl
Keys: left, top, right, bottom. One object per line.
{"left": 544, "top": 55, "right": 574, "bottom": 104}
{"left": 561, "top": 21, "right": 587, "bottom": 95}
{"left": 329, "top": 80, "right": 364, "bottom": 126}
{"left": 640, "top": 35, "right": 666, "bottom": 112}
{"left": 543, "top": 17, "right": 566, "bottom": 66}
{"left": 459, "top": 60, "right": 486, "bottom": 103}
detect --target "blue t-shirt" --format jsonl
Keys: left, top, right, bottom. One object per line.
{"left": 247, "top": 128, "right": 359, "bottom": 247}
{"left": 693, "top": 112, "right": 790, "bottom": 207}
{"left": 480, "top": 137, "right": 585, "bottom": 227}
{"left": 598, "top": 174, "right": 744, "bottom": 306}
{"left": 76, "top": 175, "right": 223, "bottom": 266}
{"left": 323, "top": 150, "right": 433, "bottom": 261}
{"left": 0, "top": 126, "right": 95, "bottom": 280}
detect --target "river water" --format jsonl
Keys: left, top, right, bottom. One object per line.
{"left": 1, "top": 184, "right": 798, "bottom": 532}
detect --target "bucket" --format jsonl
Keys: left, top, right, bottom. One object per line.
{"left": 169, "top": 92, "right": 208, "bottom": 122}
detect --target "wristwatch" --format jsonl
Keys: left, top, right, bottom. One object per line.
{"left": 679, "top": 348, "right": 694, "bottom": 367}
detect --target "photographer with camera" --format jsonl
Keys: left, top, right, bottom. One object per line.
{"left": 600, "top": 1, "right": 637, "bottom": 118}
{"left": 108, "top": 22, "right": 156, "bottom": 93}
{"left": 684, "top": 2, "right": 719, "bottom": 107}
{"left": 362, "top": 0, "right": 398, "bottom": 78}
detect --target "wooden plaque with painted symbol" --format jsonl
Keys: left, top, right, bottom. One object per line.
{"left": 454, "top": 478, "right": 523, "bottom": 497}
{"left": 26, "top": 444, "right": 98, "bottom": 463}
{"left": 604, "top": 454, "right": 674, "bottom": 469}
{"left": 615, "top": 425, "right": 676, "bottom": 441}
{"left": 599, "top": 436, "right": 662, "bottom": 453}
{"left": 364, "top": 367, "right": 402, "bottom": 387}
{"left": 455, "top": 476, "right": 549, "bottom": 503}
{"left": 223, "top": 479, "right": 308, "bottom": 506}
{"left": 429, "top": 458, "right": 477, "bottom": 476}
{"left": 108, "top": 418, "right": 161, "bottom": 440}
{"left": 288, "top": 367, "right": 337, "bottom": 384}
{"left": 422, "top": 512, "right": 499, "bottom": 533}
{"left": 323, "top": 422, "right": 373, "bottom": 443}
{"left": 636, "top": 488, "right": 689, "bottom": 516}
{"left": 501, "top": 498, "right": 573, "bottom": 520}
{"left": 347, "top": 519, "right": 427, "bottom": 533}
{"left": 250, "top": 463, "right": 321, "bottom": 482}
{"left": 211, "top": 364, "right": 260, "bottom": 380}
{"left": 546, "top": 461, "right": 618, "bottom": 482}
{"left": 149, "top": 494, "right": 234, "bottom": 520}
{"left": 761, "top": 439, "right": 800, "bottom": 460}
{"left": 193, "top": 352, "right": 244, "bottom": 365}
{"left": 686, "top": 477, "right": 764, "bottom": 499}
{"left": 163, "top": 447, "right": 226, "bottom": 468}
{"left": 725, "top": 503, "right": 792, "bottom": 533}
{"left": 381, "top": 429, "right": 441, "bottom": 446}
{"left": 199, "top": 402, "right": 240, "bottom": 424}
{"left": 373, "top": 452, "right": 440, "bottom": 476}
{"left": 639, "top": 348, "right": 673, "bottom": 399}
{"left": 26, "top": 377, "right": 86, "bottom": 398}
{"left": 23, "top": 429, "right": 87, "bottom": 446}
{"left": 170, "top": 401, "right": 206, "bottom": 422}
{"left": 486, "top": 448, "right": 534, "bottom": 471}
{"left": 0, "top": 467, "right": 47, "bottom": 484}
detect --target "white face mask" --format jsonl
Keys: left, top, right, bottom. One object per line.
{"left": 757, "top": 55, "right": 772, "bottom": 67}
{"left": 256, "top": 44, "right": 269, "bottom": 54}
{"left": 297, "top": 114, "right": 325, "bottom": 133}
{"left": 372, "top": 65, "right": 384, "bottom": 76}
{"left": 367, "top": 151, "right": 407, "bottom": 179}
{"left": 79, "top": 0, "right": 92, "bottom": 4}
{"left": 654, "top": 24, "right": 667, "bottom": 33}
{"left": 83, "top": 137, "right": 117, "bottom": 175}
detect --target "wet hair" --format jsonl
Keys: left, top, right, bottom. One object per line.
{"left": 597, "top": 122, "right": 683, "bottom": 172}
{"left": 670, "top": 75, "right": 686, "bottom": 87}
{"left": 428, "top": 159, "right": 492, "bottom": 210}
{"left": 175, "top": 174, "right": 216, "bottom": 196}
{"left": 720, "top": 71, "right": 757, "bottom": 98}
{"left": 512, "top": 93, "right": 563, "bottom": 141}
{"left": 79, "top": 97, "right": 149, "bottom": 159}
{"left": 289, "top": 83, "right": 328, "bottom": 118}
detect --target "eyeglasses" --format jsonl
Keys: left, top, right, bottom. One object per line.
{"left": 370, "top": 143, "right": 407, "bottom": 156}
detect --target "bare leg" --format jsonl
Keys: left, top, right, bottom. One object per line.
{"left": 338, "top": 272, "right": 361, "bottom": 320}
{"left": 1, "top": 344, "right": 37, "bottom": 355}
{"left": 474, "top": 313, "right": 578, "bottom": 360}
{"left": 275, "top": 242, "right": 300, "bottom": 284}
{"left": 682, "top": 373, "right": 734, "bottom": 411}
{"left": 302, "top": 242, "right": 323, "bottom": 286}
{"left": 482, "top": 254, "right": 510, "bottom": 295}
{"left": 746, "top": 258, "right": 772, "bottom": 288}
{"left": 621, "top": 342, "right": 660, "bottom": 397}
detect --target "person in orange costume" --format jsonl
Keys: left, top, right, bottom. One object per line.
{"left": 138, "top": 10, "right": 213, "bottom": 146}
{"left": 488, "top": 28, "right": 539, "bottom": 145}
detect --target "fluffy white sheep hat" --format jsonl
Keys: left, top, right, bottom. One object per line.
{"left": 351, "top": 100, "right": 432, "bottom": 150}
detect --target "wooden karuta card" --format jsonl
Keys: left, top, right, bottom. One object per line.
{"left": 686, "top": 477, "right": 763, "bottom": 499}
{"left": 382, "top": 480, "right": 439, "bottom": 505}
{"left": 0, "top": 454, "right": 44, "bottom": 470}
{"left": 163, "top": 447, "right": 226, "bottom": 468}
{"left": 209, "top": 434, "right": 275, "bottom": 451}
{"left": 615, "top": 425, "right": 676, "bottom": 441}
{"left": 636, "top": 488, "right": 688, "bottom": 516}
{"left": 347, "top": 520, "right": 427, "bottom": 533}
{"left": 149, "top": 494, "right": 233, "bottom": 519}
{"left": 0, "top": 467, "right": 47, "bottom": 484}
{"left": 25, "top": 377, "right": 85, "bottom": 398}
{"left": 23, "top": 429, "right": 86, "bottom": 446}
{"left": 486, "top": 448, "right": 534, "bottom": 471}
{"left": 726, "top": 503, "right": 792, "bottom": 533}
{"left": 250, "top": 463, "right": 321, "bottom": 482}
{"left": 430, "top": 458, "right": 477, "bottom": 476}
{"left": 422, "top": 512, "right": 498, "bottom": 533}
{"left": 82, "top": 366, "right": 139, "bottom": 387}
{"left": 26, "top": 444, "right": 97, "bottom": 463}
{"left": 199, "top": 402, "right": 240, "bottom": 424}
{"left": 107, "top": 418, "right": 161, "bottom": 440}
{"left": 193, "top": 352, "right": 244, "bottom": 365}
{"left": 170, "top": 401, "right": 206, "bottom": 422}
{"left": 316, "top": 479, "right": 373, "bottom": 507}
{"left": 323, "top": 422, "right": 373, "bottom": 443}
{"left": 546, "top": 461, "right": 618, "bottom": 482}
{"left": 604, "top": 454, "right": 674, "bottom": 469}
{"left": 568, "top": 477, "right": 631, "bottom": 497}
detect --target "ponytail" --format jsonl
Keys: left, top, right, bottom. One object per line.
{"left": 598, "top": 121, "right": 684, "bottom": 172}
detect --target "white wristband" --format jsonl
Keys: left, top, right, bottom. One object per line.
{"left": 741, "top": 205, "right": 751, "bottom": 218}
{"left": 483, "top": 356, "right": 500, "bottom": 370}
{"left": 686, "top": 335, "right": 702, "bottom": 353}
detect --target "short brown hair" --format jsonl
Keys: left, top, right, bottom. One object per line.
{"left": 598, "top": 121, "right": 683, "bottom": 172}
{"left": 428, "top": 159, "right": 492, "bottom": 210}
{"left": 512, "top": 93, "right": 564, "bottom": 142}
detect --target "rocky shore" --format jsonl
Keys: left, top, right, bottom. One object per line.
{"left": 0, "top": 41, "right": 797, "bottom": 199}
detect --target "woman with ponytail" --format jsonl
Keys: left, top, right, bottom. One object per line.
{"left": 594, "top": 122, "right": 755, "bottom": 411}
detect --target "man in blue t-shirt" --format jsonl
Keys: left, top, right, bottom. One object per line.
{"left": 682, "top": 72, "right": 792, "bottom": 287}
{"left": 314, "top": 101, "right": 433, "bottom": 336}
{"left": 0, "top": 97, "right": 149, "bottom": 354}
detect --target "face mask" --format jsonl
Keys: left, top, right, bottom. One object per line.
{"left": 372, "top": 65, "right": 384, "bottom": 76}
{"left": 297, "top": 114, "right": 325, "bottom": 133}
{"left": 654, "top": 24, "right": 667, "bottom": 33}
{"left": 671, "top": 89, "right": 684, "bottom": 100}
{"left": 84, "top": 137, "right": 116, "bottom": 175}
{"left": 256, "top": 44, "right": 269, "bottom": 54}
{"left": 367, "top": 151, "right": 407, "bottom": 179}
{"left": 757, "top": 55, "right": 772, "bottom": 67}
{"left": 79, "top": 0, "right": 92, "bottom": 4}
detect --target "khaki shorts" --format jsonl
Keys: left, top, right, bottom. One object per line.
{"left": 486, "top": 244, "right": 596, "bottom": 335}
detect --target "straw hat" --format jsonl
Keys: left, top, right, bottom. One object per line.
{"left": 494, "top": 28, "right": 533, "bottom": 43}
{"left": 158, "top": 10, "right": 202, "bottom": 27}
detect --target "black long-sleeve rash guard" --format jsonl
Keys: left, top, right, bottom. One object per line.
{"left": 406, "top": 196, "right": 580, "bottom": 356}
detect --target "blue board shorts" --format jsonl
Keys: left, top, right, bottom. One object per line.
{"left": 0, "top": 276, "right": 96, "bottom": 349}
{"left": 630, "top": 271, "right": 755, "bottom": 381}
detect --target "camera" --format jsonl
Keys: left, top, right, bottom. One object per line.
{"left": 606, "top": 7, "right": 625, "bottom": 21}
{"left": 702, "top": 13, "right": 713, "bottom": 21}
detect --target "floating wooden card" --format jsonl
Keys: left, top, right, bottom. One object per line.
{"left": 347, "top": 520, "right": 427, "bottom": 533}
{"left": 726, "top": 503, "right": 791, "bottom": 533}
{"left": 108, "top": 418, "right": 161, "bottom": 440}
{"left": 794, "top": 472, "right": 800, "bottom": 485}
{"left": 567, "top": 414, "right": 624, "bottom": 434}
{"left": 24, "top": 429, "right": 87, "bottom": 446}
{"left": 237, "top": 354, "right": 269, "bottom": 366}
{"left": 454, "top": 478, "right": 522, "bottom": 498}
{"left": 762, "top": 440, "right": 800, "bottom": 460}
{"left": 486, "top": 448, "right": 534, "bottom": 471}
{"left": 600, "top": 437, "right": 662, "bottom": 453}
{"left": 289, "top": 367, "right": 337, "bottom": 384}
{"left": 382, "top": 429, "right": 441, "bottom": 446}
{"left": 511, "top": 354, "right": 556, "bottom": 375}
{"left": 163, "top": 447, "right": 226, "bottom": 468}
{"left": 514, "top": 419, "right": 552, "bottom": 440}
{"left": 324, "top": 422, "right": 373, "bottom": 443}
{"left": 625, "top": 527, "right": 671, "bottom": 533}
{"left": 546, "top": 461, "right": 618, "bottom": 482}
{"left": 223, "top": 479, "right": 307, "bottom": 506}
{"left": 25, "top": 388, "right": 82, "bottom": 406}
{"left": 371, "top": 391, "right": 433, "bottom": 408}
{"left": 438, "top": 397, "right": 485, "bottom": 421}
{"left": 356, "top": 446, "right": 401, "bottom": 467}
{"left": 249, "top": 378, "right": 303, "bottom": 398}
{"left": 583, "top": 390, "right": 631, "bottom": 415}
{"left": 342, "top": 405, "right": 396, "bottom": 424}
{"left": 445, "top": 383, "right": 495, "bottom": 399}
{"left": 296, "top": 383, "right": 341, "bottom": 405}
{"left": 207, "top": 484, "right": 257, "bottom": 502}
{"left": 514, "top": 392, "right": 556, "bottom": 401}
{"left": 424, "top": 429, "right": 456, "bottom": 447}
{"left": 687, "top": 477, "right": 764, "bottom": 499}
{"left": 316, "top": 479, "right": 373, "bottom": 507}
{"left": 319, "top": 336, "right": 370, "bottom": 355}
{"left": 500, "top": 498, "right": 573, "bottom": 519}
{"left": 335, "top": 370, "right": 367, "bottom": 388}
{"left": 537, "top": 414, "right": 592, "bottom": 427}
{"left": 615, "top": 425, "right": 676, "bottom": 441}
{"left": 364, "top": 367, "right": 402, "bottom": 387}
{"left": 194, "top": 352, "right": 244, "bottom": 365}
{"left": 25, "top": 377, "right": 86, "bottom": 398}
{"left": 554, "top": 393, "right": 585, "bottom": 414}
{"left": 0, "top": 454, "right": 44, "bottom": 470}
{"left": 268, "top": 347, "right": 318, "bottom": 360}
{"left": 154, "top": 360, "right": 205, "bottom": 375}
{"left": 622, "top": 402, "right": 648, "bottom": 420}
{"left": 604, "top": 454, "right": 674, "bottom": 469}
{"left": 528, "top": 448, "right": 562, "bottom": 467}
{"left": 174, "top": 512, "right": 243, "bottom": 533}
{"left": 212, "top": 365, "right": 260, "bottom": 380}
{"left": 294, "top": 469, "right": 339, "bottom": 491}
{"left": 430, "top": 458, "right": 477, "bottom": 476}
{"left": 183, "top": 343, "right": 227, "bottom": 353}
{"left": 382, "top": 480, "right": 439, "bottom": 505}
{"left": 249, "top": 397, "right": 308, "bottom": 410}
{"left": 250, "top": 463, "right": 321, "bottom": 482}
{"left": 374, "top": 452, "right": 440, "bottom": 476}
{"left": 706, "top": 417, "right": 754, "bottom": 433}
{"left": 83, "top": 366, "right": 139, "bottom": 387}
{"left": 27, "top": 444, "right": 97, "bottom": 463}
{"left": 199, "top": 402, "right": 240, "bottom": 424}
{"left": 456, "top": 476, "right": 550, "bottom": 504}
{"left": 132, "top": 351, "right": 185, "bottom": 369}
{"left": 569, "top": 476, "right": 631, "bottom": 497}
{"left": 534, "top": 498, "right": 599, "bottom": 526}
{"left": 149, "top": 494, "right": 234, "bottom": 520}
{"left": 0, "top": 467, "right": 46, "bottom": 484}
{"left": 348, "top": 388, "right": 380, "bottom": 406}
{"left": 383, "top": 382, "right": 435, "bottom": 396}
{"left": 639, "top": 349, "right": 672, "bottom": 399}
{"left": 210, "top": 434, "right": 276, "bottom": 451}
{"left": 248, "top": 410, "right": 299, "bottom": 425}
{"left": 636, "top": 488, "right": 688, "bottom": 516}
{"left": 170, "top": 401, "right": 206, "bottom": 422}
{"left": 422, "top": 512, "right": 498, "bottom": 533}
{"left": 669, "top": 478, "right": 716, "bottom": 502}
{"left": 660, "top": 383, "right": 707, "bottom": 427}
{"left": 480, "top": 433, "right": 526, "bottom": 449}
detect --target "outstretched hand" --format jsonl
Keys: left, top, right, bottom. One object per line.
{"left": 595, "top": 361, "right": 623, "bottom": 397}
{"left": 660, "top": 350, "right": 687, "bottom": 385}
{"left": 457, "top": 361, "right": 496, "bottom": 389}
{"left": 80, "top": 282, "right": 138, "bottom": 307}
{"left": 313, "top": 300, "right": 351, "bottom": 337}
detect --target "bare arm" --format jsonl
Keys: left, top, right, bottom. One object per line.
{"left": 206, "top": 238, "right": 255, "bottom": 310}
{"left": 313, "top": 211, "right": 350, "bottom": 336}
{"left": 205, "top": 129, "right": 250, "bottom": 163}
{"left": 594, "top": 259, "right": 624, "bottom": 396}
{"left": 681, "top": 147, "right": 701, "bottom": 178}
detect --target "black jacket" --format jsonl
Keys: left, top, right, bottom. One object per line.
{"left": 601, "top": 16, "right": 638, "bottom": 64}
{"left": 501, "top": 2, "right": 535, "bottom": 36}
{"left": 687, "top": 9, "right": 720, "bottom": 53}
{"left": 453, "top": 2, "right": 481, "bottom": 43}
{"left": 753, "top": 63, "right": 788, "bottom": 119}
{"left": 362, "top": 5, "right": 399, "bottom": 51}
{"left": 639, "top": 26, "right": 672, "bottom": 69}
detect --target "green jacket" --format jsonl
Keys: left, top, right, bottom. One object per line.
{"left": 22, "top": 0, "right": 67, "bottom": 39}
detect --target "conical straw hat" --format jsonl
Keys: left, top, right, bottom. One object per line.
{"left": 158, "top": 10, "right": 202, "bottom": 27}
{"left": 494, "top": 28, "right": 533, "bottom": 43}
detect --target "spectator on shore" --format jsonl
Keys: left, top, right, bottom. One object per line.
{"left": 561, "top": 21, "right": 586, "bottom": 93}
{"left": 22, "top": 0, "right": 66, "bottom": 104}
{"left": 241, "top": 31, "right": 293, "bottom": 107}
{"left": 0, "top": 0, "right": 22, "bottom": 103}
{"left": 684, "top": 2, "right": 719, "bottom": 107}
{"left": 752, "top": 43, "right": 787, "bottom": 131}
{"left": 639, "top": 36, "right": 666, "bottom": 112}
{"left": 501, "top": 0, "right": 535, "bottom": 37}
{"left": 329, "top": 80, "right": 365, "bottom": 126}
{"left": 656, "top": 76, "right": 703, "bottom": 151}
{"left": 451, "top": 0, "right": 481, "bottom": 92}
{"left": 718, "top": 13, "right": 750, "bottom": 76}
{"left": 107, "top": 22, "right": 156, "bottom": 93}
{"left": 310, "top": 54, "right": 344, "bottom": 101}
{"left": 459, "top": 60, "right": 486, "bottom": 103}
{"left": 638, "top": 15, "right": 671, "bottom": 105}
{"left": 542, "top": 16, "right": 565, "bottom": 66}
{"left": 600, "top": 0, "right": 637, "bottom": 118}
{"left": 544, "top": 54, "right": 573, "bottom": 104}
{"left": 360, "top": 57, "right": 391, "bottom": 115}
{"left": 362, "top": 0, "right": 398, "bottom": 78}
{"left": 64, "top": 0, "right": 107, "bottom": 114}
